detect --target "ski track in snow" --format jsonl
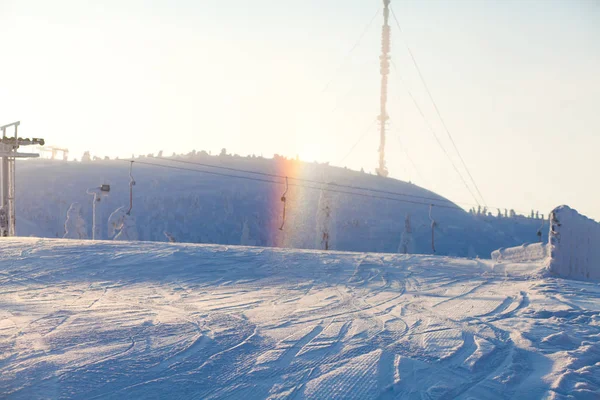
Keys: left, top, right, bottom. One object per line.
{"left": 1, "top": 238, "right": 600, "bottom": 399}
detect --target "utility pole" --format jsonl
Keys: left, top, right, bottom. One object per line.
{"left": 376, "top": 0, "right": 391, "bottom": 178}
{"left": 0, "top": 122, "right": 44, "bottom": 237}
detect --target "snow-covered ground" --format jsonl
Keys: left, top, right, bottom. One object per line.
{"left": 2, "top": 238, "right": 599, "bottom": 399}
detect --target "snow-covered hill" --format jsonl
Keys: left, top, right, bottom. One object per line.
{"left": 2, "top": 238, "right": 599, "bottom": 399}
{"left": 15, "top": 155, "right": 546, "bottom": 257}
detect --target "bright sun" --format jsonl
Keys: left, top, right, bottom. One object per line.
{"left": 298, "top": 147, "right": 322, "bottom": 163}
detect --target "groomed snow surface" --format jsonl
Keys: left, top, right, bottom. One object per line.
{"left": 2, "top": 239, "right": 600, "bottom": 399}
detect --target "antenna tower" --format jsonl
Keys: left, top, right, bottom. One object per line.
{"left": 376, "top": 0, "right": 391, "bottom": 177}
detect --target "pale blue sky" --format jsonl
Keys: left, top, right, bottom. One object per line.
{"left": 1, "top": 0, "right": 598, "bottom": 219}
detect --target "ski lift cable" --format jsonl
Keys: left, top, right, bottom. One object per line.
{"left": 338, "top": 118, "right": 377, "bottom": 165}
{"left": 388, "top": 120, "right": 428, "bottom": 186}
{"left": 121, "top": 159, "right": 539, "bottom": 220}
{"left": 140, "top": 157, "right": 536, "bottom": 216}
{"left": 389, "top": 59, "right": 480, "bottom": 207}
{"left": 152, "top": 155, "right": 463, "bottom": 207}
{"left": 124, "top": 159, "right": 461, "bottom": 210}
{"left": 389, "top": 7, "right": 488, "bottom": 207}
{"left": 320, "top": 7, "right": 381, "bottom": 94}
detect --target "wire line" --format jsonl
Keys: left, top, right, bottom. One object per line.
{"left": 390, "top": 6, "right": 487, "bottom": 207}
{"left": 122, "top": 158, "right": 539, "bottom": 219}
{"left": 150, "top": 155, "right": 458, "bottom": 205}
{"left": 390, "top": 60, "right": 481, "bottom": 206}
{"left": 321, "top": 7, "right": 381, "bottom": 94}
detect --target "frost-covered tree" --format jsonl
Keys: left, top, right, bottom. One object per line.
{"left": 108, "top": 207, "right": 127, "bottom": 239}
{"left": 114, "top": 215, "right": 138, "bottom": 241}
{"left": 108, "top": 206, "right": 138, "bottom": 241}
{"left": 164, "top": 231, "right": 176, "bottom": 242}
{"left": 240, "top": 218, "right": 255, "bottom": 246}
{"left": 63, "top": 203, "right": 87, "bottom": 239}
{"left": 398, "top": 214, "right": 415, "bottom": 254}
{"left": 315, "top": 185, "right": 335, "bottom": 250}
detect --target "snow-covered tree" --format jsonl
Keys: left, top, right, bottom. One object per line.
{"left": 398, "top": 214, "right": 415, "bottom": 254}
{"left": 108, "top": 207, "right": 127, "bottom": 239}
{"left": 108, "top": 206, "right": 138, "bottom": 241}
{"left": 114, "top": 215, "right": 138, "bottom": 241}
{"left": 63, "top": 203, "right": 87, "bottom": 239}
{"left": 164, "top": 231, "right": 176, "bottom": 242}
{"left": 315, "top": 185, "right": 336, "bottom": 250}
{"left": 240, "top": 218, "right": 255, "bottom": 246}
{"left": 82, "top": 151, "right": 91, "bottom": 162}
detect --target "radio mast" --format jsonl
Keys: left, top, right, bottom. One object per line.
{"left": 376, "top": 0, "right": 391, "bottom": 177}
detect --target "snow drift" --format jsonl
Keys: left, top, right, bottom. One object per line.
{"left": 548, "top": 205, "right": 600, "bottom": 281}
{"left": 491, "top": 242, "right": 548, "bottom": 263}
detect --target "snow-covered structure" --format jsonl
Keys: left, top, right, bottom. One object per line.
{"left": 547, "top": 205, "right": 600, "bottom": 281}
{"left": 63, "top": 202, "right": 87, "bottom": 239}
{"left": 86, "top": 185, "right": 110, "bottom": 240}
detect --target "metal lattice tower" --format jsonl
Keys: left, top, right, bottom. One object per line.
{"left": 376, "top": 0, "right": 391, "bottom": 177}
{"left": 0, "top": 122, "right": 44, "bottom": 237}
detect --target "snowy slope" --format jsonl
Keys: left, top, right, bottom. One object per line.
{"left": 2, "top": 238, "right": 599, "bottom": 399}
{"left": 15, "top": 155, "right": 547, "bottom": 257}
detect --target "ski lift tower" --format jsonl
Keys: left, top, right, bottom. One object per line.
{"left": 0, "top": 122, "right": 45, "bottom": 237}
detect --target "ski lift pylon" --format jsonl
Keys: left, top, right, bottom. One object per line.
{"left": 429, "top": 204, "right": 437, "bottom": 254}
{"left": 279, "top": 176, "right": 289, "bottom": 231}
{"left": 127, "top": 161, "right": 135, "bottom": 215}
